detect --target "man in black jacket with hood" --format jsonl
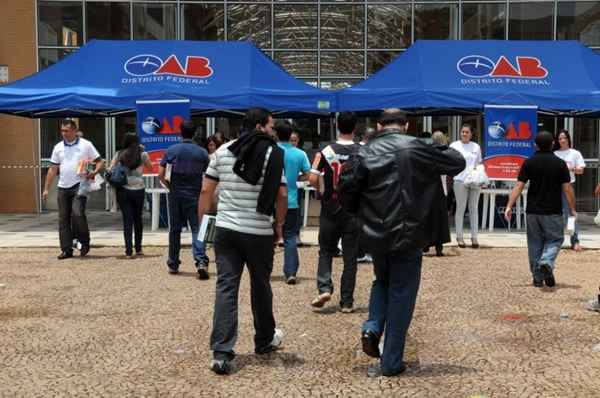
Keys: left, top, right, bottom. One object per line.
{"left": 339, "top": 109, "right": 465, "bottom": 377}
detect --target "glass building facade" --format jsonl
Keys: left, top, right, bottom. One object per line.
{"left": 37, "top": 0, "right": 600, "bottom": 212}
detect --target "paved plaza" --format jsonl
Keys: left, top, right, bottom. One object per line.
{"left": 1, "top": 242, "right": 599, "bottom": 397}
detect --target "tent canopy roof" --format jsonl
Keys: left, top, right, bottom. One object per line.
{"left": 0, "top": 40, "right": 335, "bottom": 118}
{"left": 339, "top": 40, "right": 600, "bottom": 116}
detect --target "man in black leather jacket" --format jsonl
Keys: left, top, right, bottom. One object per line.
{"left": 338, "top": 109, "right": 465, "bottom": 377}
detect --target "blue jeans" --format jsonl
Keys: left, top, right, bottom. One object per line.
{"left": 526, "top": 214, "right": 564, "bottom": 282}
{"left": 362, "top": 248, "right": 422, "bottom": 375}
{"left": 283, "top": 208, "right": 300, "bottom": 278}
{"left": 561, "top": 190, "right": 579, "bottom": 247}
{"left": 168, "top": 195, "right": 208, "bottom": 269}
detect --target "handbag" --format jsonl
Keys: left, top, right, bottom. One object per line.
{"left": 464, "top": 164, "right": 489, "bottom": 188}
{"left": 105, "top": 163, "right": 128, "bottom": 188}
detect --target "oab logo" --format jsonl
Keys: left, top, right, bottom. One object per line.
{"left": 457, "top": 55, "right": 548, "bottom": 79}
{"left": 487, "top": 121, "right": 505, "bottom": 140}
{"left": 488, "top": 120, "right": 533, "bottom": 141}
{"left": 141, "top": 116, "right": 161, "bottom": 135}
{"left": 123, "top": 54, "right": 213, "bottom": 84}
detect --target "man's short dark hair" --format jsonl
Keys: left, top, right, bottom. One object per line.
{"left": 180, "top": 119, "right": 196, "bottom": 139}
{"left": 274, "top": 121, "right": 293, "bottom": 142}
{"left": 61, "top": 119, "right": 77, "bottom": 130}
{"left": 535, "top": 130, "right": 554, "bottom": 151}
{"left": 378, "top": 109, "right": 407, "bottom": 127}
{"left": 244, "top": 107, "right": 271, "bottom": 131}
{"left": 337, "top": 112, "right": 357, "bottom": 135}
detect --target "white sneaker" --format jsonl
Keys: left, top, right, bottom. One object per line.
{"left": 257, "top": 328, "right": 284, "bottom": 354}
{"left": 357, "top": 254, "right": 373, "bottom": 263}
{"left": 271, "top": 328, "right": 284, "bottom": 348}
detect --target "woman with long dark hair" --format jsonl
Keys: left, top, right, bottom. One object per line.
{"left": 554, "top": 129, "right": 585, "bottom": 251}
{"left": 109, "top": 133, "right": 153, "bottom": 257}
{"left": 206, "top": 135, "right": 223, "bottom": 159}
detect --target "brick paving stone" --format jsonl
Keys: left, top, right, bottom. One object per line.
{"left": 0, "top": 247, "right": 599, "bottom": 397}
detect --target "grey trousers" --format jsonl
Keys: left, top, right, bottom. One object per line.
{"left": 453, "top": 181, "right": 480, "bottom": 241}
{"left": 57, "top": 185, "right": 89, "bottom": 252}
{"left": 210, "top": 227, "right": 276, "bottom": 360}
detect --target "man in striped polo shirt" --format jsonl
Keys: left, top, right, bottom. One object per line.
{"left": 198, "top": 108, "right": 288, "bottom": 375}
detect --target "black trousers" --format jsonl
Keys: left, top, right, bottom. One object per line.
{"left": 210, "top": 227, "right": 276, "bottom": 360}
{"left": 317, "top": 210, "right": 359, "bottom": 307}
{"left": 57, "top": 185, "right": 89, "bottom": 252}
{"left": 116, "top": 188, "right": 145, "bottom": 255}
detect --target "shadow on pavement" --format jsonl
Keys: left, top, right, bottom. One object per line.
{"left": 231, "top": 351, "right": 306, "bottom": 374}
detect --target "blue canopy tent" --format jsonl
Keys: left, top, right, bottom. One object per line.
{"left": 337, "top": 40, "right": 600, "bottom": 116}
{"left": 0, "top": 40, "right": 335, "bottom": 118}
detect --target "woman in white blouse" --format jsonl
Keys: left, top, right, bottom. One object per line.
{"left": 553, "top": 129, "right": 585, "bottom": 251}
{"left": 450, "top": 124, "right": 483, "bottom": 248}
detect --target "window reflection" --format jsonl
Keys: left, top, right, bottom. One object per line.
{"left": 38, "top": 48, "right": 76, "bottom": 71}
{"left": 227, "top": 4, "right": 272, "bottom": 48}
{"left": 274, "top": 51, "right": 318, "bottom": 77}
{"left": 575, "top": 167, "right": 598, "bottom": 212}
{"left": 215, "top": 117, "right": 244, "bottom": 141}
{"left": 274, "top": 5, "right": 318, "bottom": 49}
{"left": 557, "top": 2, "right": 600, "bottom": 47}
{"left": 508, "top": 3, "right": 553, "bottom": 40}
{"left": 367, "top": 5, "right": 411, "bottom": 49}
{"left": 184, "top": 4, "right": 225, "bottom": 41}
{"left": 573, "top": 118, "right": 599, "bottom": 159}
{"left": 415, "top": 4, "right": 459, "bottom": 40}
{"left": 320, "top": 52, "right": 364, "bottom": 76}
{"left": 320, "top": 5, "right": 364, "bottom": 49}
{"left": 133, "top": 3, "right": 176, "bottom": 40}
{"left": 40, "top": 119, "right": 62, "bottom": 159}
{"left": 367, "top": 51, "right": 401, "bottom": 75}
{"left": 462, "top": 3, "right": 506, "bottom": 40}
{"left": 38, "top": 1, "right": 82, "bottom": 46}
{"left": 86, "top": 2, "right": 131, "bottom": 40}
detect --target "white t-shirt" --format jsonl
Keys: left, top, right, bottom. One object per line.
{"left": 554, "top": 148, "right": 585, "bottom": 183}
{"left": 449, "top": 141, "right": 482, "bottom": 182}
{"left": 50, "top": 138, "right": 101, "bottom": 188}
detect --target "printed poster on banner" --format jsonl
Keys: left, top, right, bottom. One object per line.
{"left": 483, "top": 105, "right": 537, "bottom": 180}
{"left": 136, "top": 99, "right": 190, "bottom": 174}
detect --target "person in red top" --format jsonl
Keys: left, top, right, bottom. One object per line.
{"left": 309, "top": 112, "right": 361, "bottom": 313}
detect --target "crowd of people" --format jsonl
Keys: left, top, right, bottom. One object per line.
{"left": 42, "top": 110, "right": 599, "bottom": 377}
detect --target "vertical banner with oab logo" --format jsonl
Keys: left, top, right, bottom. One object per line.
{"left": 483, "top": 105, "right": 537, "bottom": 180}
{"left": 136, "top": 98, "right": 190, "bottom": 174}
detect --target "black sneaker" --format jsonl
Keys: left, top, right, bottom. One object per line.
{"left": 57, "top": 251, "right": 73, "bottom": 260}
{"left": 80, "top": 245, "right": 90, "bottom": 257}
{"left": 197, "top": 266, "right": 209, "bottom": 280}
{"left": 382, "top": 362, "right": 407, "bottom": 377}
{"left": 540, "top": 263, "right": 555, "bottom": 287}
{"left": 285, "top": 276, "right": 297, "bottom": 285}
{"left": 167, "top": 264, "right": 179, "bottom": 275}
{"left": 361, "top": 330, "right": 381, "bottom": 358}
{"left": 533, "top": 279, "right": 543, "bottom": 288}
{"left": 210, "top": 359, "right": 231, "bottom": 375}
